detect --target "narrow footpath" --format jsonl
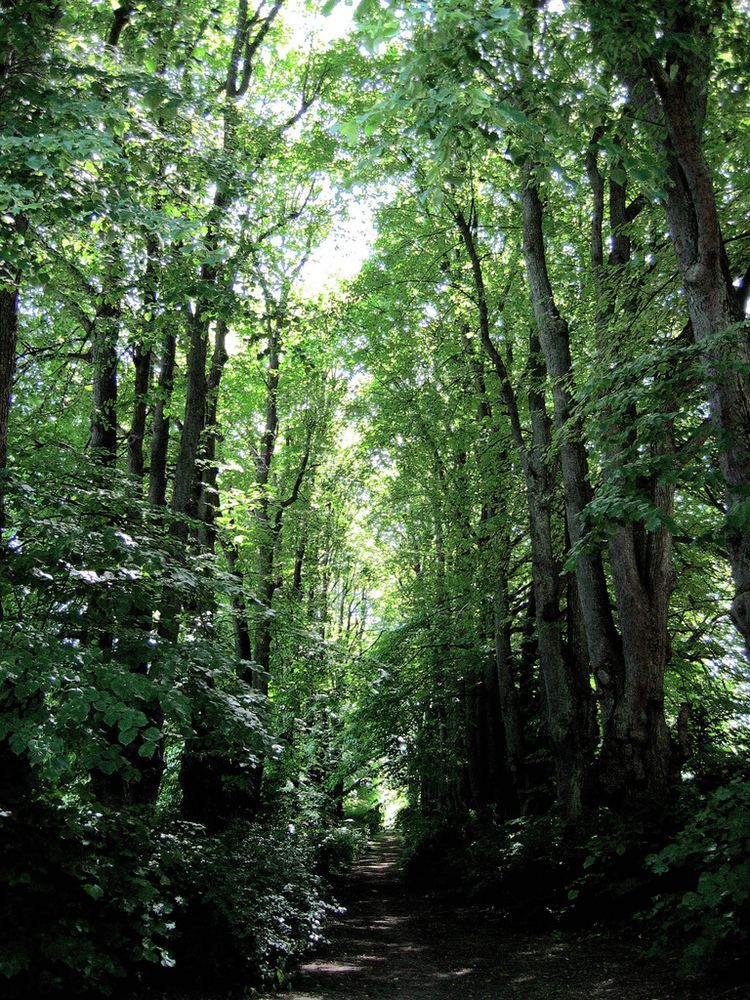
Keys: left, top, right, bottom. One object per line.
{"left": 268, "top": 835, "right": 741, "bottom": 1000}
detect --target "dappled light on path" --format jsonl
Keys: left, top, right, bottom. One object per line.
{"left": 260, "top": 835, "right": 726, "bottom": 1000}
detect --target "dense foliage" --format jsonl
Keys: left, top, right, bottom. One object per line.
{"left": 1, "top": 0, "right": 750, "bottom": 994}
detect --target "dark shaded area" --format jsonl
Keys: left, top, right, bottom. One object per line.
{"left": 265, "top": 835, "right": 743, "bottom": 1000}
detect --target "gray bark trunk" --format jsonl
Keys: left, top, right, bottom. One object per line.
{"left": 520, "top": 168, "right": 625, "bottom": 717}
{"left": 90, "top": 303, "right": 119, "bottom": 464}
{"left": 197, "top": 318, "right": 229, "bottom": 549}
{"left": 648, "top": 57, "right": 750, "bottom": 651}
{"left": 586, "top": 146, "right": 678, "bottom": 797}
{"left": 171, "top": 307, "right": 209, "bottom": 525}
{"left": 456, "top": 207, "right": 592, "bottom": 819}
{"left": 251, "top": 310, "right": 281, "bottom": 693}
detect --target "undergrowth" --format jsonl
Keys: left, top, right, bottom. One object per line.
{"left": 398, "top": 777, "right": 750, "bottom": 979}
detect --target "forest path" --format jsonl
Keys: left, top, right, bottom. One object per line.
{"left": 264, "top": 833, "right": 736, "bottom": 1000}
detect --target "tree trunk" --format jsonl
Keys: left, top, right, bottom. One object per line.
{"left": 605, "top": 521, "right": 676, "bottom": 795}
{"left": 127, "top": 343, "right": 151, "bottom": 478}
{"left": 251, "top": 309, "right": 282, "bottom": 692}
{"left": 0, "top": 283, "right": 30, "bottom": 804}
{"left": 647, "top": 56, "right": 750, "bottom": 652}
{"left": 225, "top": 541, "right": 253, "bottom": 663}
{"left": 493, "top": 571, "right": 524, "bottom": 811}
{"left": 520, "top": 168, "right": 624, "bottom": 718}
{"left": 586, "top": 146, "right": 679, "bottom": 799}
{"left": 90, "top": 303, "right": 119, "bottom": 464}
{"left": 455, "top": 206, "right": 593, "bottom": 819}
{"left": 171, "top": 308, "right": 209, "bottom": 525}
{"left": 0, "top": 286, "right": 18, "bottom": 538}
{"left": 148, "top": 331, "right": 176, "bottom": 506}
{"left": 462, "top": 327, "right": 524, "bottom": 810}
{"left": 197, "top": 318, "right": 229, "bottom": 549}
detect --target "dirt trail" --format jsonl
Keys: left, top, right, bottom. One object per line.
{"left": 267, "top": 834, "right": 741, "bottom": 1000}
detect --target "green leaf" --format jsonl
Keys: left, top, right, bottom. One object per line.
{"left": 338, "top": 120, "right": 360, "bottom": 145}
{"left": 143, "top": 88, "right": 164, "bottom": 112}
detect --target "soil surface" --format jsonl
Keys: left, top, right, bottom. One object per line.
{"left": 262, "top": 834, "right": 745, "bottom": 1000}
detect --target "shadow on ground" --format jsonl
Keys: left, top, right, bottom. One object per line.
{"left": 262, "top": 834, "right": 744, "bottom": 1000}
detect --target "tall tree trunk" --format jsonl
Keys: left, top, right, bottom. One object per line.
{"left": 171, "top": 307, "right": 210, "bottom": 526}
{"left": 585, "top": 0, "right": 750, "bottom": 654}
{"left": 647, "top": 54, "right": 750, "bottom": 652}
{"left": 586, "top": 147, "right": 678, "bottom": 798}
{"left": 493, "top": 567, "right": 524, "bottom": 811}
{"left": 225, "top": 541, "right": 253, "bottom": 663}
{"left": 0, "top": 286, "right": 18, "bottom": 539}
{"left": 127, "top": 343, "right": 151, "bottom": 478}
{"left": 455, "top": 207, "right": 592, "bottom": 819}
{"left": 462, "top": 328, "right": 523, "bottom": 810}
{"left": 148, "top": 331, "right": 176, "bottom": 506}
{"left": 90, "top": 303, "right": 119, "bottom": 464}
{"left": 520, "top": 169, "right": 625, "bottom": 726}
{"left": 292, "top": 540, "right": 305, "bottom": 596}
{"left": 251, "top": 308, "right": 282, "bottom": 693}
{"left": 0, "top": 283, "right": 26, "bottom": 809}
{"left": 197, "top": 318, "right": 229, "bottom": 549}
{"left": 128, "top": 231, "right": 159, "bottom": 480}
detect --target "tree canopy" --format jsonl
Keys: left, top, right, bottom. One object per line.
{"left": 1, "top": 0, "right": 749, "bottom": 994}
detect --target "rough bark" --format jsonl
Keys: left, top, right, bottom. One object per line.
{"left": 585, "top": 0, "right": 750, "bottom": 653}
{"left": 171, "top": 307, "right": 209, "bottom": 525}
{"left": 647, "top": 54, "right": 750, "bottom": 652}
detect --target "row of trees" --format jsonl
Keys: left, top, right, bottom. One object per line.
{"left": 342, "top": 0, "right": 750, "bottom": 822}
{"left": 0, "top": 2, "right": 378, "bottom": 992}
{"left": 2, "top": 0, "right": 750, "bottom": 991}
{"left": 1, "top": 0, "right": 365, "bottom": 818}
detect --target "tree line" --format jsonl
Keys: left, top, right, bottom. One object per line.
{"left": 1, "top": 0, "right": 749, "bottom": 994}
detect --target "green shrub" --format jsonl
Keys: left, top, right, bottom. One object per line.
{"left": 562, "top": 807, "right": 671, "bottom": 921}
{"left": 165, "top": 819, "right": 336, "bottom": 990}
{"left": 344, "top": 784, "right": 383, "bottom": 834}
{"left": 642, "top": 779, "right": 750, "bottom": 973}
{"left": 0, "top": 803, "right": 175, "bottom": 997}
{"left": 0, "top": 803, "right": 336, "bottom": 996}
{"left": 317, "top": 821, "right": 368, "bottom": 874}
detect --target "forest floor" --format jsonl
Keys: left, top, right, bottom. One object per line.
{"left": 257, "top": 834, "right": 745, "bottom": 1000}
